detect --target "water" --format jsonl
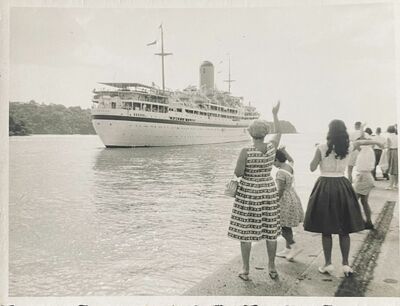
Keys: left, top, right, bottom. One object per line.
{"left": 9, "top": 133, "right": 322, "bottom": 296}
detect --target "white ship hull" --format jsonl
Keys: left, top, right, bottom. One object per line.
{"left": 92, "top": 108, "right": 252, "bottom": 147}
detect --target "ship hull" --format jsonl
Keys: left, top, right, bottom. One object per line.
{"left": 92, "top": 111, "right": 252, "bottom": 147}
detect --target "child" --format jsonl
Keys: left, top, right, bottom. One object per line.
{"left": 274, "top": 146, "right": 304, "bottom": 261}
{"left": 353, "top": 127, "right": 380, "bottom": 229}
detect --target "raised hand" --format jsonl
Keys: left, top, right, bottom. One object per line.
{"left": 272, "top": 100, "right": 280, "bottom": 115}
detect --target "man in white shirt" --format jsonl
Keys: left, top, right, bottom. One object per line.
{"left": 372, "top": 127, "right": 388, "bottom": 180}
{"left": 348, "top": 121, "right": 362, "bottom": 182}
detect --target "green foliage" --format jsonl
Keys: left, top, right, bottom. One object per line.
{"left": 9, "top": 101, "right": 95, "bottom": 135}
{"left": 278, "top": 120, "right": 297, "bottom": 134}
{"left": 9, "top": 100, "right": 297, "bottom": 136}
{"left": 9, "top": 115, "right": 31, "bottom": 136}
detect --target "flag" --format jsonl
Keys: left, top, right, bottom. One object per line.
{"left": 147, "top": 40, "right": 157, "bottom": 46}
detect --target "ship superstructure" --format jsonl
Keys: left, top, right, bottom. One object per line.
{"left": 91, "top": 26, "right": 260, "bottom": 147}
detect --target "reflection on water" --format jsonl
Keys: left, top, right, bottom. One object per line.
{"left": 10, "top": 134, "right": 321, "bottom": 296}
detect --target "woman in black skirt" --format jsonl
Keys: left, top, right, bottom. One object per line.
{"left": 304, "top": 120, "right": 382, "bottom": 277}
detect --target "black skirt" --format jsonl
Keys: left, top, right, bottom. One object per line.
{"left": 303, "top": 176, "right": 365, "bottom": 234}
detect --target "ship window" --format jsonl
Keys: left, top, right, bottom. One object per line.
{"left": 177, "top": 108, "right": 182, "bottom": 112}
{"left": 111, "top": 102, "right": 116, "bottom": 109}
{"left": 123, "top": 102, "right": 133, "bottom": 110}
{"left": 152, "top": 105, "right": 158, "bottom": 112}
{"left": 133, "top": 103, "right": 141, "bottom": 110}
{"left": 145, "top": 104, "right": 151, "bottom": 112}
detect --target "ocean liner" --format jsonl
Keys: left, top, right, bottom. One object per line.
{"left": 91, "top": 26, "right": 260, "bottom": 147}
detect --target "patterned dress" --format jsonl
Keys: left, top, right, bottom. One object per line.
{"left": 276, "top": 166, "right": 304, "bottom": 227}
{"left": 228, "top": 143, "right": 280, "bottom": 241}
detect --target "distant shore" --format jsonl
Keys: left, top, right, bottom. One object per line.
{"left": 9, "top": 101, "right": 95, "bottom": 136}
{"left": 9, "top": 101, "right": 298, "bottom": 136}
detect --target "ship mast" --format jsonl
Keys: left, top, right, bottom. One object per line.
{"left": 154, "top": 25, "right": 173, "bottom": 91}
{"left": 223, "top": 54, "right": 235, "bottom": 94}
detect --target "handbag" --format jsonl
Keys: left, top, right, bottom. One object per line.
{"left": 224, "top": 178, "right": 239, "bottom": 197}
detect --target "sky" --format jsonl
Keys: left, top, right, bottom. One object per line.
{"left": 10, "top": 3, "right": 397, "bottom": 133}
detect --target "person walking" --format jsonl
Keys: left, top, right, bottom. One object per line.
{"left": 274, "top": 147, "right": 304, "bottom": 261}
{"left": 372, "top": 127, "right": 388, "bottom": 180}
{"left": 386, "top": 125, "right": 398, "bottom": 190}
{"left": 347, "top": 121, "right": 362, "bottom": 183}
{"left": 304, "top": 120, "right": 380, "bottom": 277}
{"left": 228, "top": 102, "right": 282, "bottom": 281}
{"left": 353, "top": 126, "right": 383, "bottom": 229}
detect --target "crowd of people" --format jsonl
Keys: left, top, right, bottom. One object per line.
{"left": 226, "top": 101, "right": 398, "bottom": 281}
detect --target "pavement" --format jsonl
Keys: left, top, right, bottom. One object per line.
{"left": 184, "top": 181, "right": 399, "bottom": 297}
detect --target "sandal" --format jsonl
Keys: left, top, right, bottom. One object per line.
{"left": 318, "top": 264, "right": 334, "bottom": 275}
{"left": 238, "top": 273, "right": 250, "bottom": 281}
{"left": 343, "top": 265, "right": 354, "bottom": 277}
{"left": 269, "top": 270, "right": 278, "bottom": 280}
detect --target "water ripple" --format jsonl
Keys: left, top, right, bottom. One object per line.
{"left": 10, "top": 134, "right": 321, "bottom": 296}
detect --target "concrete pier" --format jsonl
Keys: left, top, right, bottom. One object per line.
{"left": 184, "top": 181, "right": 399, "bottom": 296}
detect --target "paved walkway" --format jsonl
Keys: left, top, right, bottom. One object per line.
{"left": 184, "top": 181, "right": 399, "bottom": 296}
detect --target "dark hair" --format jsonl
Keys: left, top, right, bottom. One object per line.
{"left": 326, "top": 119, "right": 350, "bottom": 159}
{"left": 387, "top": 125, "right": 396, "bottom": 134}
{"left": 365, "top": 128, "right": 373, "bottom": 135}
{"left": 275, "top": 150, "right": 287, "bottom": 163}
{"left": 376, "top": 127, "right": 381, "bottom": 134}
{"left": 355, "top": 121, "right": 362, "bottom": 128}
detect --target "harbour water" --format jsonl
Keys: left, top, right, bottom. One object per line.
{"left": 10, "top": 133, "right": 322, "bottom": 296}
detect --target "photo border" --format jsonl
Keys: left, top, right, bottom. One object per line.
{"left": 2, "top": 0, "right": 399, "bottom": 305}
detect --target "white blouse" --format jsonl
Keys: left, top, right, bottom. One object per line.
{"left": 318, "top": 143, "right": 353, "bottom": 177}
{"left": 387, "top": 133, "right": 398, "bottom": 149}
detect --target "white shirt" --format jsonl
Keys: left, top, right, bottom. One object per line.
{"left": 387, "top": 133, "right": 398, "bottom": 149}
{"left": 349, "top": 130, "right": 362, "bottom": 142}
{"left": 355, "top": 145, "right": 375, "bottom": 171}
{"left": 373, "top": 134, "right": 386, "bottom": 150}
{"left": 318, "top": 143, "right": 353, "bottom": 176}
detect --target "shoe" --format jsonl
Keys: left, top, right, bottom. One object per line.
{"left": 269, "top": 270, "right": 278, "bottom": 280}
{"left": 285, "top": 244, "right": 303, "bottom": 261}
{"left": 385, "top": 186, "right": 394, "bottom": 190}
{"left": 238, "top": 273, "right": 250, "bottom": 281}
{"left": 343, "top": 265, "right": 354, "bottom": 277}
{"left": 276, "top": 248, "right": 290, "bottom": 258}
{"left": 318, "top": 264, "right": 334, "bottom": 275}
{"left": 365, "top": 221, "right": 374, "bottom": 230}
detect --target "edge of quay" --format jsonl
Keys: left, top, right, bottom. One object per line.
{"left": 184, "top": 181, "right": 399, "bottom": 297}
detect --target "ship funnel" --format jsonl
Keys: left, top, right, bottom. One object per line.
{"left": 199, "top": 61, "right": 214, "bottom": 92}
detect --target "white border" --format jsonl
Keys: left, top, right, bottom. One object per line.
{"left": 0, "top": 0, "right": 9, "bottom": 304}
{"left": 3, "top": 0, "right": 400, "bottom": 305}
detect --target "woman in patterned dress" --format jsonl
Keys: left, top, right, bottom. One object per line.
{"left": 228, "top": 102, "right": 282, "bottom": 280}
